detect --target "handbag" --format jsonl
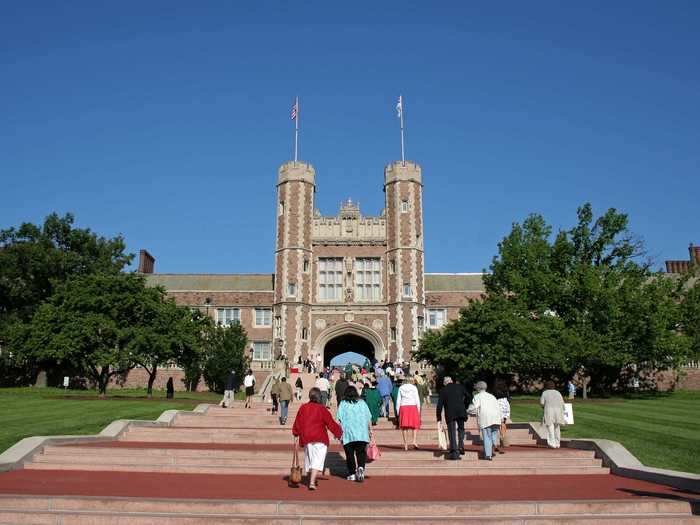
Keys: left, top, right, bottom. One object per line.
{"left": 367, "top": 437, "right": 381, "bottom": 461}
{"left": 437, "top": 422, "right": 448, "bottom": 451}
{"left": 289, "top": 443, "right": 303, "bottom": 485}
{"left": 500, "top": 422, "right": 510, "bottom": 447}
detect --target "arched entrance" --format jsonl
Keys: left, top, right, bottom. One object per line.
{"left": 323, "top": 334, "right": 374, "bottom": 368}
{"left": 313, "top": 322, "right": 386, "bottom": 367}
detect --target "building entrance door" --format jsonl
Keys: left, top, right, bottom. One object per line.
{"left": 323, "top": 334, "right": 374, "bottom": 369}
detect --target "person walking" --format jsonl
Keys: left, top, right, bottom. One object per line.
{"left": 278, "top": 376, "right": 293, "bottom": 425}
{"left": 541, "top": 380, "right": 566, "bottom": 448}
{"left": 567, "top": 380, "right": 576, "bottom": 400}
{"left": 495, "top": 388, "right": 511, "bottom": 454}
{"left": 468, "top": 381, "right": 502, "bottom": 460}
{"left": 363, "top": 380, "right": 382, "bottom": 426}
{"left": 243, "top": 369, "right": 256, "bottom": 409}
{"left": 336, "top": 386, "right": 373, "bottom": 482}
{"left": 396, "top": 376, "right": 421, "bottom": 450}
{"left": 292, "top": 387, "right": 343, "bottom": 491}
{"left": 295, "top": 375, "right": 304, "bottom": 401}
{"left": 314, "top": 373, "right": 331, "bottom": 407}
{"left": 221, "top": 370, "right": 237, "bottom": 408}
{"left": 270, "top": 378, "right": 280, "bottom": 415}
{"left": 166, "top": 377, "right": 174, "bottom": 399}
{"left": 377, "top": 372, "right": 393, "bottom": 419}
{"left": 436, "top": 376, "right": 469, "bottom": 460}
{"left": 334, "top": 373, "right": 349, "bottom": 408}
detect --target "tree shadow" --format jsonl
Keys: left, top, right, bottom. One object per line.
{"left": 618, "top": 488, "right": 700, "bottom": 515}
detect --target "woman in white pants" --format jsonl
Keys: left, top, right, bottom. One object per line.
{"left": 540, "top": 380, "right": 566, "bottom": 448}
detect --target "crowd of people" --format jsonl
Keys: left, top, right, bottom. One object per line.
{"left": 286, "top": 365, "right": 568, "bottom": 490}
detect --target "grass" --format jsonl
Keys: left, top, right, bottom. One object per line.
{"left": 0, "top": 387, "right": 239, "bottom": 454}
{"left": 510, "top": 390, "right": 700, "bottom": 474}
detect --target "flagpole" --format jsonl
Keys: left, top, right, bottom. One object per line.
{"left": 294, "top": 96, "right": 299, "bottom": 164}
{"left": 399, "top": 95, "right": 405, "bottom": 166}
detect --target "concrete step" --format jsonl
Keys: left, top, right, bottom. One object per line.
{"left": 0, "top": 496, "right": 693, "bottom": 524}
{"left": 24, "top": 461, "right": 609, "bottom": 476}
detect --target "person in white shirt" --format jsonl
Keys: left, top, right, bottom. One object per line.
{"left": 243, "top": 369, "right": 256, "bottom": 409}
{"left": 314, "top": 373, "right": 331, "bottom": 407}
{"left": 396, "top": 376, "right": 421, "bottom": 450}
{"left": 468, "top": 381, "right": 502, "bottom": 460}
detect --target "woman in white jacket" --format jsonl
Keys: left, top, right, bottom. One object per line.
{"left": 396, "top": 376, "right": 421, "bottom": 450}
{"left": 467, "top": 381, "right": 502, "bottom": 460}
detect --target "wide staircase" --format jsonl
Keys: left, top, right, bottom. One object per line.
{"left": 0, "top": 388, "right": 697, "bottom": 523}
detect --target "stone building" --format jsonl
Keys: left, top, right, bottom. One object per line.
{"left": 142, "top": 158, "right": 486, "bottom": 370}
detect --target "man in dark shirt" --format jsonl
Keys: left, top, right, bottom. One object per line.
{"left": 334, "top": 373, "right": 349, "bottom": 408}
{"left": 436, "top": 376, "right": 469, "bottom": 460}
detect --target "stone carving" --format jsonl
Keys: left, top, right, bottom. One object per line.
{"left": 315, "top": 318, "right": 326, "bottom": 330}
{"left": 345, "top": 287, "right": 353, "bottom": 302}
{"left": 372, "top": 319, "right": 383, "bottom": 330}
{"left": 344, "top": 312, "right": 354, "bottom": 322}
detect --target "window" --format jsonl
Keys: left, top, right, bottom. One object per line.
{"left": 301, "top": 327, "right": 308, "bottom": 340}
{"left": 417, "top": 316, "right": 424, "bottom": 335}
{"left": 303, "top": 259, "right": 309, "bottom": 272}
{"left": 401, "top": 200, "right": 409, "bottom": 213}
{"left": 252, "top": 341, "right": 272, "bottom": 361}
{"left": 355, "top": 258, "right": 381, "bottom": 302}
{"left": 318, "top": 258, "right": 343, "bottom": 300}
{"left": 287, "top": 283, "right": 297, "bottom": 297}
{"left": 403, "top": 283, "right": 413, "bottom": 298}
{"left": 428, "top": 309, "right": 447, "bottom": 329}
{"left": 216, "top": 308, "right": 240, "bottom": 326}
{"left": 390, "top": 327, "right": 397, "bottom": 342}
{"left": 275, "top": 316, "right": 282, "bottom": 338}
{"left": 279, "top": 201, "right": 284, "bottom": 216}
{"left": 389, "top": 259, "right": 396, "bottom": 274}
{"left": 254, "top": 308, "right": 272, "bottom": 326}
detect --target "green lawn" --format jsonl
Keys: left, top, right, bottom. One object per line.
{"left": 511, "top": 390, "right": 700, "bottom": 474}
{"left": 0, "top": 387, "right": 232, "bottom": 454}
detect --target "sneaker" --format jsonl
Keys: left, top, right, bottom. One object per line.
{"left": 346, "top": 474, "right": 356, "bottom": 481}
{"left": 356, "top": 466, "right": 365, "bottom": 482}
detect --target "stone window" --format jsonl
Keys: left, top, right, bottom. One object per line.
{"left": 403, "top": 283, "right": 413, "bottom": 298}
{"left": 216, "top": 308, "right": 240, "bottom": 326}
{"left": 287, "top": 282, "right": 297, "bottom": 297}
{"left": 275, "top": 316, "right": 282, "bottom": 338}
{"left": 279, "top": 201, "right": 284, "bottom": 216}
{"left": 254, "top": 308, "right": 272, "bottom": 326}
{"left": 252, "top": 341, "right": 272, "bottom": 361}
{"left": 389, "top": 259, "right": 396, "bottom": 274}
{"left": 303, "top": 259, "right": 309, "bottom": 272}
{"left": 417, "top": 315, "right": 424, "bottom": 335}
{"left": 355, "top": 258, "right": 381, "bottom": 302}
{"left": 401, "top": 200, "right": 409, "bottom": 213}
{"left": 302, "top": 327, "right": 308, "bottom": 341}
{"left": 428, "top": 308, "right": 447, "bottom": 329}
{"left": 390, "top": 327, "right": 397, "bottom": 342}
{"left": 318, "top": 258, "right": 343, "bottom": 301}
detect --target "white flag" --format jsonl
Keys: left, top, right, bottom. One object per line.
{"left": 396, "top": 95, "right": 403, "bottom": 119}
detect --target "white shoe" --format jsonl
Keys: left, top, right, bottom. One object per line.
{"left": 356, "top": 466, "right": 365, "bottom": 482}
{"left": 346, "top": 474, "right": 356, "bottom": 481}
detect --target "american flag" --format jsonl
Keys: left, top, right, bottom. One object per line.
{"left": 291, "top": 100, "right": 298, "bottom": 120}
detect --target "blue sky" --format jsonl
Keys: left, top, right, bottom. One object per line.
{"left": 2, "top": 1, "right": 698, "bottom": 273}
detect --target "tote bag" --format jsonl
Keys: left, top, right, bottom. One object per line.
{"left": 367, "top": 437, "right": 381, "bottom": 461}
{"left": 437, "top": 423, "right": 448, "bottom": 451}
{"left": 289, "top": 444, "right": 303, "bottom": 485}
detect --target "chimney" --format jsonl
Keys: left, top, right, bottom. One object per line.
{"left": 690, "top": 243, "right": 700, "bottom": 265}
{"left": 138, "top": 249, "right": 155, "bottom": 274}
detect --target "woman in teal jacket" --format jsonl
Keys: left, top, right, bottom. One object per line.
{"left": 336, "top": 386, "right": 373, "bottom": 482}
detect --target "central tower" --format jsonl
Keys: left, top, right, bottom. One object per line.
{"left": 384, "top": 161, "right": 426, "bottom": 362}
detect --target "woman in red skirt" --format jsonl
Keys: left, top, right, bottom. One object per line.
{"left": 396, "top": 376, "right": 421, "bottom": 450}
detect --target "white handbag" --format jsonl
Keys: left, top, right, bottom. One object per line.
{"left": 437, "top": 422, "right": 448, "bottom": 450}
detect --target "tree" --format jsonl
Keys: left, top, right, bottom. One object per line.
{"left": 175, "top": 310, "right": 213, "bottom": 392}
{"left": 0, "top": 213, "right": 132, "bottom": 325}
{"left": 201, "top": 322, "right": 249, "bottom": 394}
{"left": 17, "top": 273, "right": 156, "bottom": 397}
{"left": 126, "top": 296, "right": 203, "bottom": 398}
{"left": 418, "top": 203, "right": 691, "bottom": 395}
{"left": 680, "top": 274, "right": 700, "bottom": 362}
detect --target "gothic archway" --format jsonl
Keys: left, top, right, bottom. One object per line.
{"left": 323, "top": 334, "right": 374, "bottom": 368}
{"left": 313, "top": 322, "right": 386, "bottom": 366}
